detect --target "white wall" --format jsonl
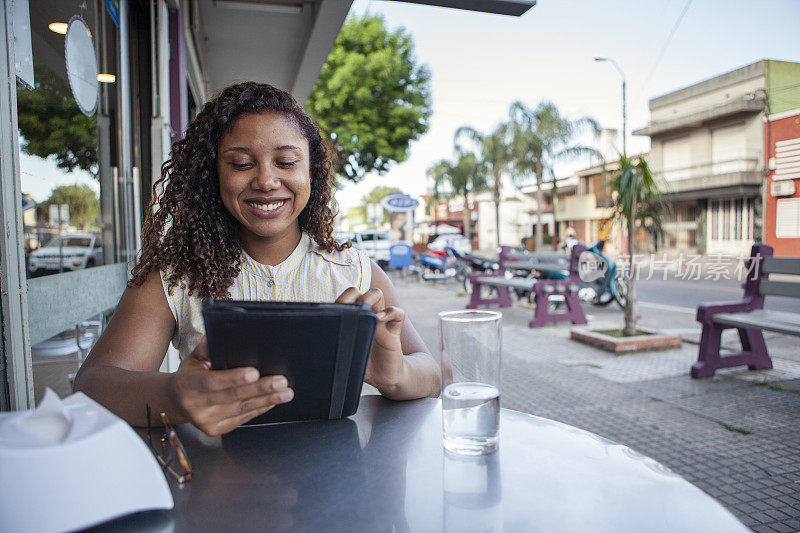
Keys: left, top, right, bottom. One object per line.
{"left": 477, "top": 198, "right": 546, "bottom": 251}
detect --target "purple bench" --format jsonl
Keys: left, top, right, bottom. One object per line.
{"left": 466, "top": 244, "right": 588, "bottom": 328}
{"left": 692, "top": 243, "right": 800, "bottom": 378}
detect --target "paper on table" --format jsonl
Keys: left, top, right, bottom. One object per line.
{"left": 16, "top": 388, "right": 71, "bottom": 444}
{"left": 0, "top": 391, "right": 175, "bottom": 532}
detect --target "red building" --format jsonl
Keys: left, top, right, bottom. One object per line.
{"left": 764, "top": 110, "right": 800, "bottom": 257}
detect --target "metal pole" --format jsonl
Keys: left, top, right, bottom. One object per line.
{"left": 622, "top": 78, "right": 627, "bottom": 158}
{"left": 118, "top": 0, "right": 133, "bottom": 264}
{"left": 594, "top": 57, "right": 627, "bottom": 158}
{"left": 58, "top": 216, "right": 64, "bottom": 273}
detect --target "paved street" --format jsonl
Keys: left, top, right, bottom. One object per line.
{"left": 393, "top": 273, "right": 800, "bottom": 533}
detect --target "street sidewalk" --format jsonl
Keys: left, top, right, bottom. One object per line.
{"left": 392, "top": 274, "right": 800, "bottom": 533}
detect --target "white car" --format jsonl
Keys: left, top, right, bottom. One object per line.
{"left": 428, "top": 234, "right": 472, "bottom": 255}
{"left": 351, "top": 229, "right": 391, "bottom": 265}
{"left": 28, "top": 233, "right": 104, "bottom": 276}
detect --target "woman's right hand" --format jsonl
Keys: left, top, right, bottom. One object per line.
{"left": 169, "top": 336, "right": 294, "bottom": 436}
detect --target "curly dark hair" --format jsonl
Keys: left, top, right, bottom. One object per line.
{"left": 130, "top": 82, "right": 348, "bottom": 298}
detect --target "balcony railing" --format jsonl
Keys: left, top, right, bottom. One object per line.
{"left": 595, "top": 196, "right": 613, "bottom": 208}
{"left": 653, "top": 158, "right": 762, "bottom": 194}
{"left": 557, "top": 194, "right": 613, "bottom": 221}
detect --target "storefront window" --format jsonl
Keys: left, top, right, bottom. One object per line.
{"left": 17, "top": 0, "right": 119, "bottom": 402}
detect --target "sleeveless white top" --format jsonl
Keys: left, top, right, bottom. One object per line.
{"left": 161, "top": 233, "right": 372, "bottom": 359}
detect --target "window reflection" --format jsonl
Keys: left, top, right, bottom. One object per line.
{"left": 17, "top": 0, "right": 117, "bottom": 403}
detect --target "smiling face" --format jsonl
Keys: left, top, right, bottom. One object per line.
{"left": 217, "top": 112, "right": 312, "bottom": 258}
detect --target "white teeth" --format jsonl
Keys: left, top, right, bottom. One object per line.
{"left": 251, "top": 200, "right": 286, "bottom": 213}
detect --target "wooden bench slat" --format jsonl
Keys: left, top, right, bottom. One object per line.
{"left": 506, "top": 251, "right": 568, "bottom": 261}
{"left": 506, "top": 262, "right": 568, "bottom": 271}
{"left": 762, "top": 257, "right": 800, "bottom": 276}
{"left": 713, "top": 310, "right": 800, "bottom": 337}
{"left": 475, "top": 276, "right": 535, "bottom": 289}
{"left": 758, "top": 279, "right": 800, "bottom": 298}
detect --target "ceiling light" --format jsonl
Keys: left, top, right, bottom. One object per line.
{"left": 213, "top": 1, "right": 303, "bottom": 14}
{"left": 97, "top": 73, "right": 116, "bottom": 83}
{"left": 48, "top": 22, "right": 68, "bottom": 34}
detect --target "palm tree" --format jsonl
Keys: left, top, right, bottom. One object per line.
{"left": 508, "top": 101, "right": 601, "bottom": 250}
{"left": 454, "top": 123, "right": 511, "bottom": 248}
{"left": 606, "top": 155, "right": 668, "bottom": 336}
{"left": 427, "top": 151, "right": 488, "bottom": 241}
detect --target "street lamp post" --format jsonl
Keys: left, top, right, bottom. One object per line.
{"left": 594, "top": 57, "right": 627, "bottom": 158}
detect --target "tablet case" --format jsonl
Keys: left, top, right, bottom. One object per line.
{"left": 202, "top": 300, "right": 377, "bottom": 424}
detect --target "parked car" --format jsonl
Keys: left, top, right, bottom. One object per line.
{"left": 28, "top": 233, "right": 103, "bottom": 276}
{"left": 350, "top": 229, "right": 391, "bottom": 265}
{"left": 427, "top": 234, "right": 472, "bottom": 255}
{"left": 334, "top": 231, "right": 353, "bottom": 245}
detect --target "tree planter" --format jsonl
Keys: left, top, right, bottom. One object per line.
{"left": 570, "top": 326, "right": 681, "bottom": 354}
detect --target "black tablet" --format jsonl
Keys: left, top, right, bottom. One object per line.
{"left": 202, "top": 300, "right": 377, "bottom": 425}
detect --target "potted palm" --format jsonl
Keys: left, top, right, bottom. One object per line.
{"left": 570, "top": 156, "right": 681, "bottom": 353}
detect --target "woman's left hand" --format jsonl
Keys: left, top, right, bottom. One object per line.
{"left": 335, "top": 287, "right": 406, "bottom": 393}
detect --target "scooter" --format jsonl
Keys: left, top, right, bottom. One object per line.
{"left": 558, "top": 240, "right": 626, "bottom": 307}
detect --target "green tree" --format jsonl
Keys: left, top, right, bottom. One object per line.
{"left": 306, "top": 15, "right": 432, "bottom": 182}
{"left": 606, "top": 156, "right": 668, "bottom": 336}
{"left": 428, "top": 151, "right": 487, "bottom": 241}
{"left": 42, "top": 184, "right": 100, "bottom": 230}
{"left": 17, "top": 61, "right": 98, "bottom": 174}
{"left": 357, "top": 185, "right": 403, "bottom": 225}
{"left": 454, "top": 123, "right": 511, "bottom": 247}
{"left": 508, "top": 101, "right": 600, "bottom": 250}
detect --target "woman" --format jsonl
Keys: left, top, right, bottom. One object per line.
{"left": 74, "top": 82, "right": 440, "bottom": 436}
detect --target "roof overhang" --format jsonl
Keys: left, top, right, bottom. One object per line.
{"left": 633, "top": 96, "right": 765, "bottom": 137}
{"left": 196, "top": 0, "right": 535, "bottom": 104}
{"left": 518, "top": 176, "right": 579, "bottom": 195}
{"left": 665, "top": 184, "right": 761, "bottom": 202}
{"left": 390, "top": 0, "right": 536, "bottom": 16}
{"left": 197, "top": 0, "right": 353, "bottom": 104}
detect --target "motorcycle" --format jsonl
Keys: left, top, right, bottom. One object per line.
{"left": 409, "top": 247, "right": 459, "bottom": 282}
{"left": 448, "top": 247, "right": 501, "bottom": 293}
{"left": 507, "top": 240, "right": 625, "bottom": 308}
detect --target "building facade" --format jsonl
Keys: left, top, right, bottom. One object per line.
{"left": 764, "top": 109, "right": 800, "bottom": 256}
{"left": 634, "top": 60, "right": 800, "bottom": 257}
{"left": 555, "top": 159, "right": 639, "bottom": 256}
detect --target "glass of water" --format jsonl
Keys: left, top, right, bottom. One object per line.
{"left": 439, "top": 310, "right": 502, "bottom": 455}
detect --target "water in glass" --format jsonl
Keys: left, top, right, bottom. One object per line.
{"left": 442, "top": 381, "right": 500, "bottom": 455}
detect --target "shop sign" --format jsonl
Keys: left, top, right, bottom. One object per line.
{"left": 13, "top": 0, "right": 34, "bottom": 88}
{"left": 65, "top": 16, "right": 99, "bottom": 117}
{"left": 381, "top": 194, "right": 419, "bottom": 213}
{"left": 106, "top": 0, "right": 120, "bottom": 27}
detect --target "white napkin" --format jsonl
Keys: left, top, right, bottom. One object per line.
{"left": 16, "top": 388, "right": 72, "bottom": 444}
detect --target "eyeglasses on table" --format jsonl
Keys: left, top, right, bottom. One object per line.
{"left": 146, "top": 404, "right": 193, "bottom": 485}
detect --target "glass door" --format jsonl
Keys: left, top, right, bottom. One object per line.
{"left": 17, "top": 0, "right": 129, "bottom": 403}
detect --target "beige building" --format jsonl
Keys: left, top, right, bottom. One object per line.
{"left": 634, "top": 60, "right": 800, "bottom": 256}
{"left": 556, "top": 160, "right": 636, "bottom": 256}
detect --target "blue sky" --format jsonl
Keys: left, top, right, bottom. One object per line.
{"left": 335, "top": 0, "right": 800, "bottom": 209}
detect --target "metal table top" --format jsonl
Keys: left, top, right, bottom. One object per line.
{"left": 96, "top": 396, "right": 747, "bottom": 532}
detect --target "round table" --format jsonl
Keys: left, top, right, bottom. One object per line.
{"left": 99, "top": 396, "right": 748, "bottom": 532}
